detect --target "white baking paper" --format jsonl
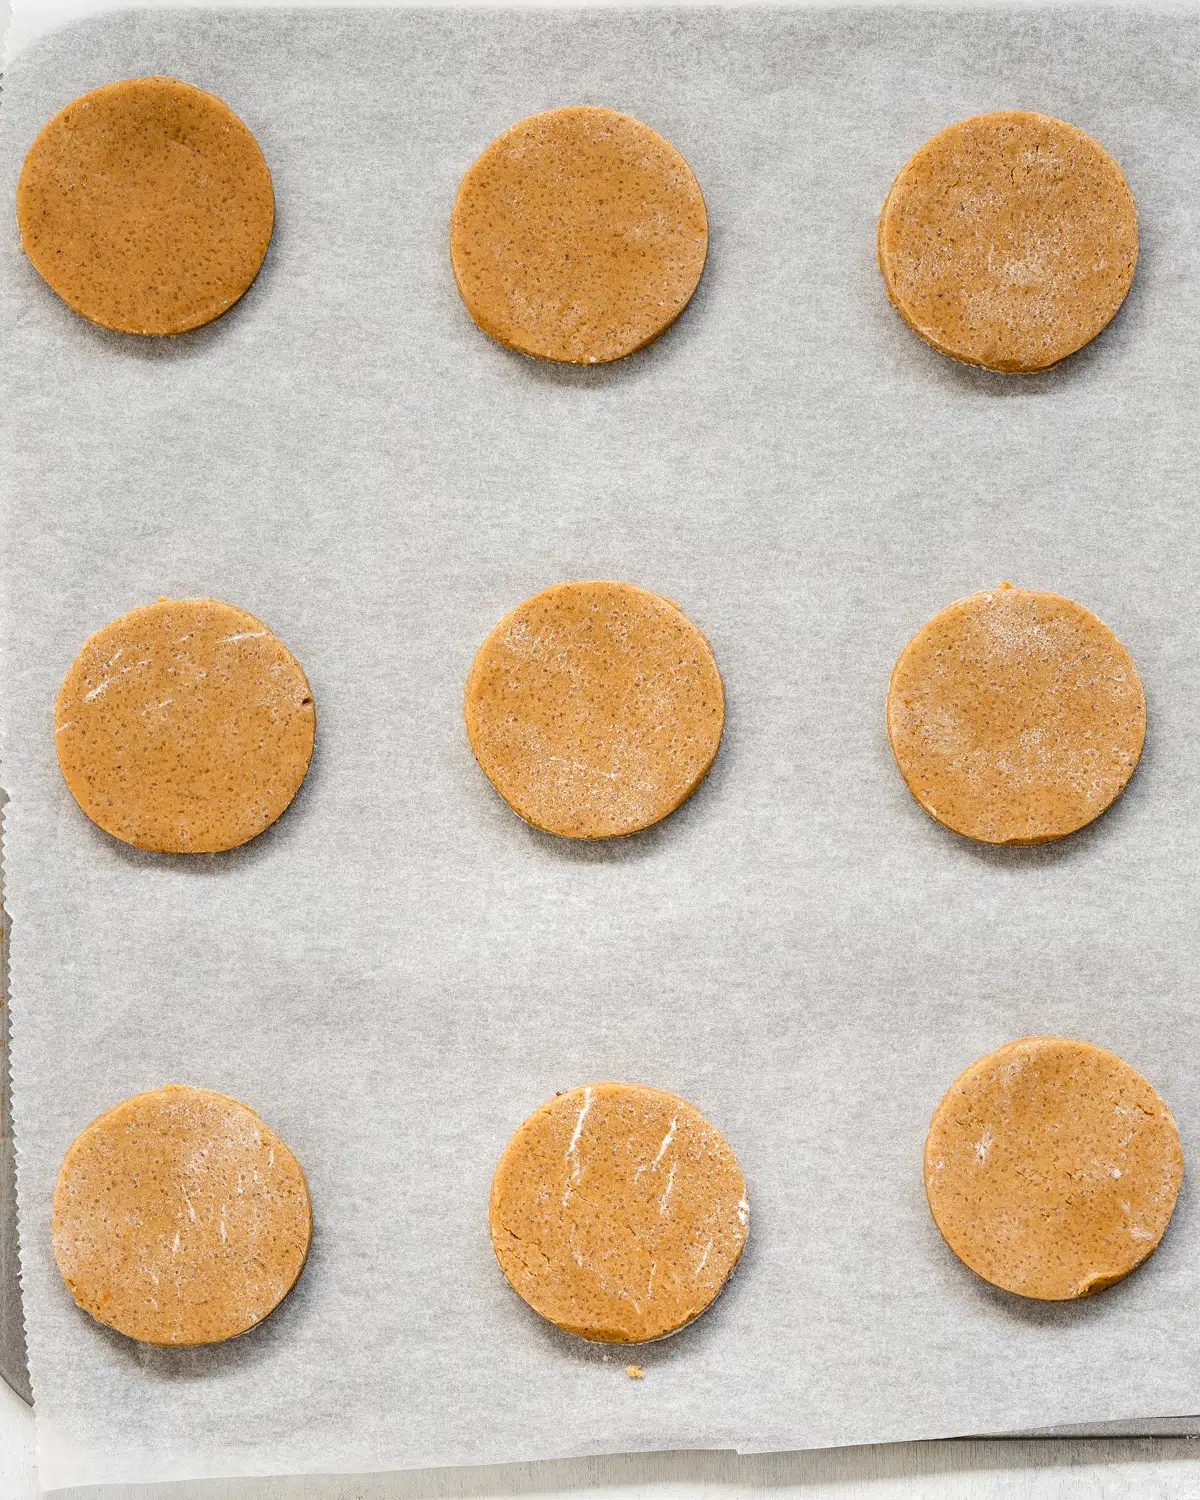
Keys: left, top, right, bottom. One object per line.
{"left": 13, "top": 0, "right": 1136, "bottom": 68}
{"left": 4, "top": 0, "right": 669, "bottom": 70}
{"left": 4, "top": 3, "right": 1200, "bottom": 1488}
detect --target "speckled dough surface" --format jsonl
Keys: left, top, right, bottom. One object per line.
{"left": 56, "top": 598, "right": 315, "bottom": 854}
{"left": 450, "top": 106, "right": 708, "bottom": 364}
{"left": 52, "top": 1086, "right": 312, "bottom": 1345}
{"left": 925, "top": 1038, "right": 1182, "bottom": 1301}
{"left": 464, "top": 580, "right": 724, "bottom": 838}
{"left": 878, "top": 110, "right": 1137, "bottom": 372}
{"left": 490, "top": 1083, "right": 748, "bottom": 1342}
{"left": 17, "top": 76, "right": 274, "bottom": 335}
{"left": 886, "top": 584, "right": 1144, "bottom": 845}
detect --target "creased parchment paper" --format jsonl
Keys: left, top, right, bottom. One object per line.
{"left": 3, "top": 4, "right": 1200, "bottom": 1488}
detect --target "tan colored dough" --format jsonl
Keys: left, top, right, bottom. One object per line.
{"left": 56, "top": 598, "right": 315, "bottom": 854}
{"left": 878, "top": 111, "right": 1137, "bottom": 372}
{"left": 490, "top": 1082, "right": 748, "bottom": 1342}
{"left": 17, "top": 77, "right": 273, "bottom": 335}
{"left": 53, "top": 1085, "right": 312, "bottom": 1345}
{"left": 925, "top": 1038, "right": 1182, "bottom": 1300}
{"left": 450, "top": 106, "right": 708, "bottom": 364}
{"left": 886, "top": 584, "right": 1144, "bottom": 845}
{"left": 464, "top": 580, "right": 724, "bottom": 839}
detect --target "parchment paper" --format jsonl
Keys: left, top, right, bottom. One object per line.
{"left": 4, "top": 4, "right": 1200, "bottom": 1488}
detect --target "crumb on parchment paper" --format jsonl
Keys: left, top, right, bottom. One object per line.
{"left": 625, "top": 1365, "right": 644, "bottom": 1379}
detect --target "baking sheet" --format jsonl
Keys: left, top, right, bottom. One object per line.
{"left": 0, "top": 794, "right": 32, "bottom": 1407}
{"left": 4, "top": 3, "right": 1200, "bottom": 1489}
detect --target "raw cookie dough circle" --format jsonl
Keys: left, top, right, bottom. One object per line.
{"left": 464, "top": 581, "right": 724, "bottom": 838}
{"left": 886, "top": 585, "right": 1144, "bottom": 845}
{"left": 925, "top": 1038, "right": 1182, "bottom": 1300}
{"left": 450, "top": 106, "right": 708, "bottom": 364}
{"left": 17, "top": 77, "right": 274, "bottom": 335}
{"left": 878, "top": 111, "right": 1137, "bottom": 372}
{"left": 490, "top": 1083, "right": 748, "bottom": 1342}
{"left": 53, "top": 1086, "right": 312, "bottom": 1345}
{"left": 56, "top": 598, "right": 315, "bottom": 854}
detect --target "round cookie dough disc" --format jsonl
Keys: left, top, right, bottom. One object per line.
{"left": 877, "top": 111, "right": 1137, "bottom": 372}
{"left": 56, "top": 598, "right": 315, "bottom": 854}
{"left": 53, "top": 1086, "right": 312, "bottom": 1345}
{"left": 886, "top": 584, "right": 1144, "bottom": 845}
{"left": 450, "top": 106, "right": 708, "bottom": 364}
{"left": 490, "top": 1083, "right": 748, "bottom": 1342}
{"left": 925, "top": 1038, "right": 1182, "bottom": 1300}
{"left": 464, "top": 580, "right": 724, "bottom": 839}
{"left": 17, "top": 77, "right": 274, "bottom": 335}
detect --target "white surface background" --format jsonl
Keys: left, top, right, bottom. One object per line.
{"left": 5, "top": 0, "right": 1200, "bottom": 1495}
